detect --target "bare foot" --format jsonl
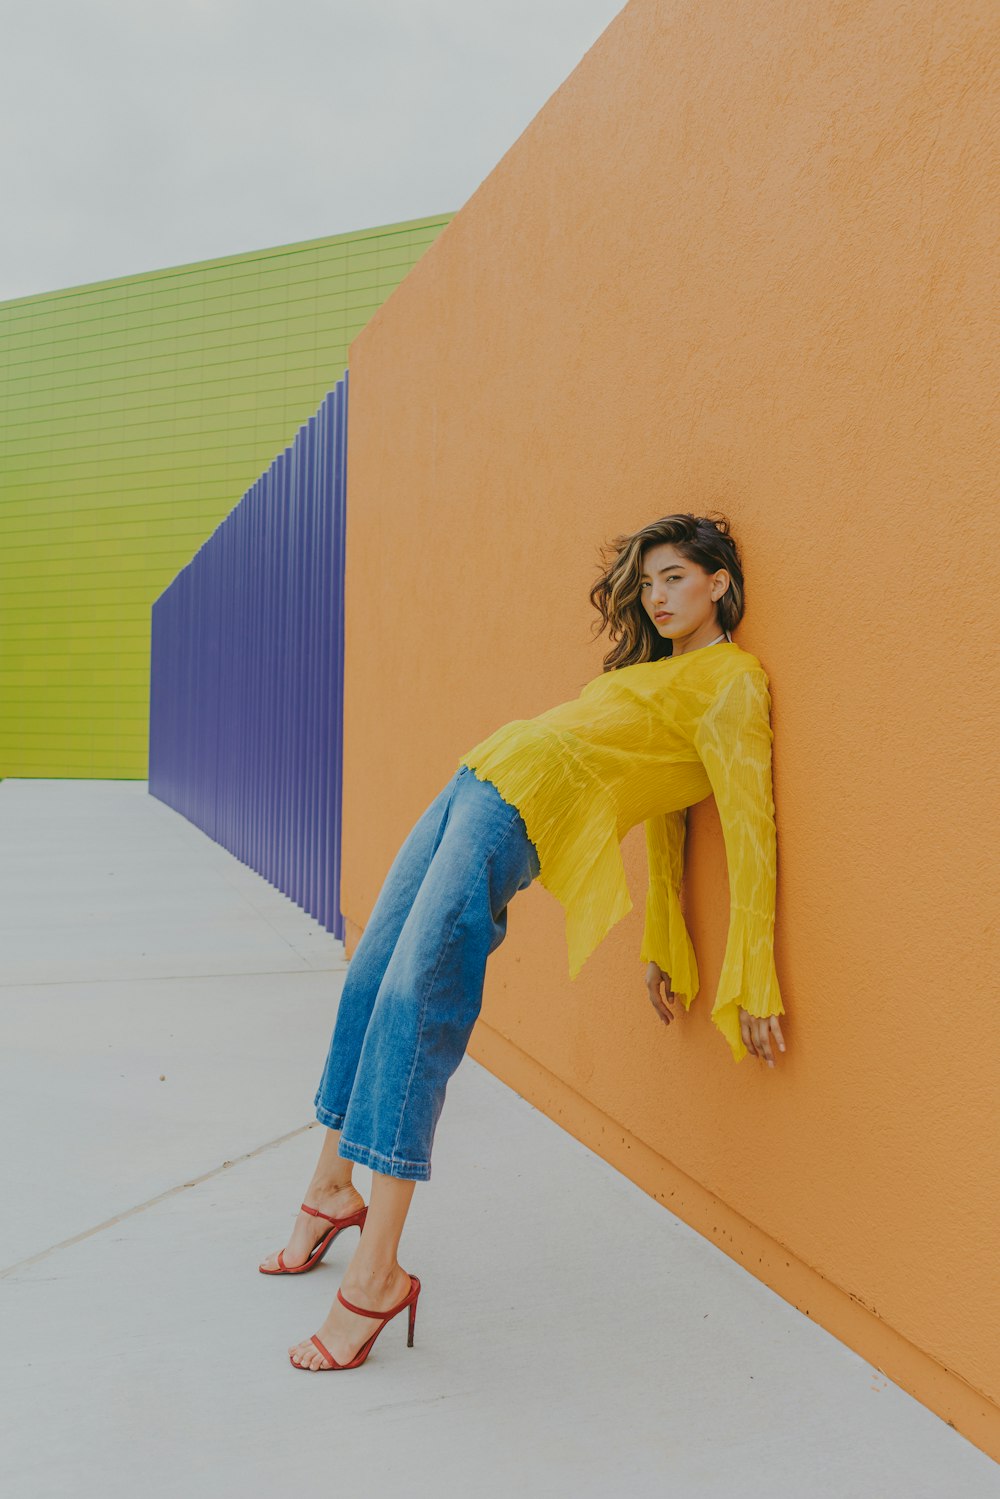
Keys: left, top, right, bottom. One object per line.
{"left": 289, "top": 1265, "right": 414, "bottom": 1369}
{"left": 258, "top": 1182, "right": 366, "bottom": 1272}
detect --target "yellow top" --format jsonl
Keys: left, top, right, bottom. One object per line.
{"left": 456, "top": 639, "right": 784, "bottom": 1062}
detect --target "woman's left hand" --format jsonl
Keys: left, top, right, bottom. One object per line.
{"left": 739, "top": 1009, "right": 786, "bottom": 1068}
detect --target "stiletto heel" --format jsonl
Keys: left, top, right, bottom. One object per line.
{"left": 259, "top": 1200, "right": 368, "bottom": 1276}
{"left": 290, "top": 1273, "right": 422, "bottom": 1371}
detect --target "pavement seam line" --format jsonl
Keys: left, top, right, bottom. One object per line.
{"left": 0, "top": 964, "right": 348, "bottom": 991}
{"left": 0, "top": 1120, "right": 322, "bottom": 1278}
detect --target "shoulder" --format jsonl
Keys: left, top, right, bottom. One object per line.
{"left": 726, "top": 643, "right": 768, "bottom": 677}
{"left": 710, "top": 650, "right": 769, "bottom": 695}
{"left": 697, "top": 660, "right": 774, "bottom": 740}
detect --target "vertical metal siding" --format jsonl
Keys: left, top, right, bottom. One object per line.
{"left": 148, "top": 373, "right": 349, "bottom": 941}
{"left": 0, "top": 216, "right": 453, "bottom": 781}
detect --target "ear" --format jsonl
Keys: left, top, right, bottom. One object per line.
{"left": 711, "top": 570, "right": 731, "bottom": 602}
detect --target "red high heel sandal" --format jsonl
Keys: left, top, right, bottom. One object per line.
{"left": 290, "top": 1274, "right": 422, "bottom": 1371}
{"left": 259, "top": 1201, "right": 368, "bottom": 1275}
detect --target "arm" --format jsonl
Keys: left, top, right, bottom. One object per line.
{"left": 693, "top": 668, "right": 785, "bottom": 1062}
{"left": 639, "top": 807, "right": 700, "bottom": 1009}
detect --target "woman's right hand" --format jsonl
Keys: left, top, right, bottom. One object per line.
{"left": 645, "top": 962, "right": 679, "bottom": 1027}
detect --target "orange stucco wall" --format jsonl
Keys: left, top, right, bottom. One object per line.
{"left": 339, "top": 0, "right": 999, "bottom": 1457}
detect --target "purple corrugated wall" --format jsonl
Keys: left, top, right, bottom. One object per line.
{"left": 148, "top": 373, "right": 349, "bottom": 941}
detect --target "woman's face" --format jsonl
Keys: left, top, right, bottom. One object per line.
{"left": 639, "top": 543, "right": 728, "bottom": 646}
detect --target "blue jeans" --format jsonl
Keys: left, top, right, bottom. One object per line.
{"left": 313, "top": 764, "right": 541, "bottom": 1181}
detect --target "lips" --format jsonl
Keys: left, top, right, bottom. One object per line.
{"left": 655, "top": 613, "right": 672, "bottom": 621}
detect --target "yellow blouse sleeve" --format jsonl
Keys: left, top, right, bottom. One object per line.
{"left": 693, "top": 669, "right": 785, "bottom": 1062}
{"left": 639, "top": 809, "right": 700, "bottom": 1009}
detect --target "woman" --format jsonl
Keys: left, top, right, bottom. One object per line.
{"left": 259, "top": 511, "right": 787, "bottom": 1372}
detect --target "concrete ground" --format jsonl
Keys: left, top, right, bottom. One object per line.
{"left": 1, "top": 778, "right": 996, "bottom": 1499}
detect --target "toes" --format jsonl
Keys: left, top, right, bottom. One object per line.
{"left": 290, "top": 1339, "right": 324, "bottom": 1370}
{"left": 289, "top": 1338, "right": 332, "bottom": 1370}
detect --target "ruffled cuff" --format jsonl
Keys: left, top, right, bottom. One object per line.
{"left": 709, "top": 912, "right": 784, "bottom": 1062}
{"left": 639, "top": 878, "right": 700, "bottom": 1009}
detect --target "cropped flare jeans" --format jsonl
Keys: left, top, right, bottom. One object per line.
{"left": 313, "top": 764, "right": 541, "bottom": 1181}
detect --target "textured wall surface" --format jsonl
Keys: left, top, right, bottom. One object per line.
{"left": 0, "top": 215, "right": 451, "bottom": 777}
{"left": 338, "top": 0, "right": 999, "bottom": 1456}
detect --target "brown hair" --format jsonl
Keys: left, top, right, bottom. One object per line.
{"left": 588, "top": 512, "right": 745, "bottom": 671}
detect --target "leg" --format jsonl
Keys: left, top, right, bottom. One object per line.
{"left": 336, "top": 767, "right": 540, "bottom": 1181}
{"left": 262, "top": 769, "right": 462, "bottom": 1272}
{"left": 289, "top": 1170, "right": 416, "bottom": 1369}
{"left": 258, "top": 1125, "right": 362, "bottom": 1271}
{"left": 313, "top": 768, "right": 466, "bottom": 1127}
{"left": 288, "top": 771, "right": 539, "bottom": 1367}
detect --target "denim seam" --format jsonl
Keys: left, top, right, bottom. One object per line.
{"left": 338, "top": 1134, "right": 431, "bottom": 1174}
{"left": 388, "top": 802, "right": 521, "bottom": 1165}
{"left": 315, "top": 1100, "right": 346, "bottom": 1128}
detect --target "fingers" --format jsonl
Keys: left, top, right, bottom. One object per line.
{"left": 647, "top": 973, "right": 676, "bottom": 1026}
{"left": 755, "top": 1019, "right": 776, "bottom": 1067}
{"left": 650, "top": 990, "right": 674, "bottom": 1024}
{"left": 740, "top": 1012, "right": 787, "bottom": 1068}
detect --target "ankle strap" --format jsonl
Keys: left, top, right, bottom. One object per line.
{"left": 338, "top": 1280, "right": 412, "bottom": 1318}
{"left": 300, "top": 1202, "right": 340, "bottom": 1225}
{"left": 301, "top": 1201, "right": 364, "bottom": 1226}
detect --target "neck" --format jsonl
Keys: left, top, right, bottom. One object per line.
{"left": 671, "top": 625, "right": 728, "bottom": 657}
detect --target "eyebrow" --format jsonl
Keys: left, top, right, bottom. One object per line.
{"left": 639, "top": 564, "right": 687, "bottom": 578}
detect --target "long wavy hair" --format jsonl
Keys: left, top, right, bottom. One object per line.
{"left": 588, "top": 512, "right": 746, "bottom": 671}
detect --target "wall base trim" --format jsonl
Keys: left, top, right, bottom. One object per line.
{"left": 343, "top": 914, "right": 998, "bottom": 1459}
{"left": 467, "top": 1017, "right": 1000, "bottom": 1464}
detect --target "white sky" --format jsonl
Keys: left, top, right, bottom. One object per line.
{"left": 1, "top": 0, "right": 627, "bottom": 302}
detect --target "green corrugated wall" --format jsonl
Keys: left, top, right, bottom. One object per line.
{"left": 0, "top": 214, "right": 454, "bottom": 778}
